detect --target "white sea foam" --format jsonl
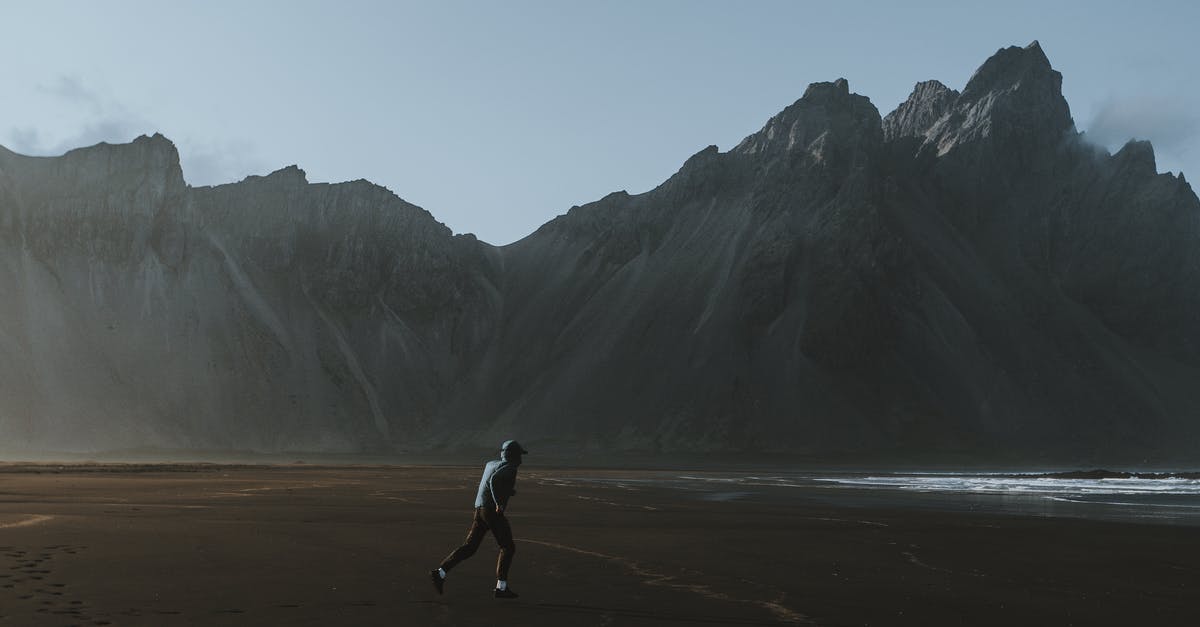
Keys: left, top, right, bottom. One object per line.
{"left": 553, "top": 473, "right": 1200, "bottom": 498}
{"left": 1046, "top": 496, "right": 1200, "bottom": 508}
{"left": 812, "top": 475, "right": 1200, "bottom": 496}
{"left": 542, "top": 471, "right": 1200, "bottom": 524}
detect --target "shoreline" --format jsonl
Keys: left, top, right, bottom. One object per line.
{"left": 1, "top": 461, "right": 1197, "bottom": 526}
{"left": 2, "top": 452, "right": 1198, "bottom": 474}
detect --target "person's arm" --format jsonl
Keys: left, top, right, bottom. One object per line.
{"left": 489, "top": 465, "right": 517, "bottom": 513}
{"left": 488, "top": 467, "right": 502, "bottom": 511}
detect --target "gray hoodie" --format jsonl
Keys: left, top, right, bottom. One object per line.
{"left": 473, "top": 451, "right": 520, "bottom": 510}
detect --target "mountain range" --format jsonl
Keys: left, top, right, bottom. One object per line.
{"left": 1, "top": 42, "right": 1197, "bottom": 463}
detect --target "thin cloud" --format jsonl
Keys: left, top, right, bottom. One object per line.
{"left": 5, "top": 75, "right": 151, "bottom": 156}
{"left": 6, "top": 127, "right": 44, "bottom": 154}
{"left": 36, "top": 75, "right": 105, "bottom": 114}
{"left": 4, "top": 75, "right": 266, "bottom": 185}
{"left": 7, "top": 117, "right": 151, "bottom": 157}
{"left": 54, "top": 118, "right": 153, "bottom": 156}
{"left": 1084, "top": 95, "right": 1198, "bottom": 164}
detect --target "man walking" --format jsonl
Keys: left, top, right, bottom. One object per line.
{"left": 430, "top": 439, "right": 528, "bottom": 599}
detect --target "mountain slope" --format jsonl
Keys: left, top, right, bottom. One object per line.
{"left": 1, "top": 42, "right": 1197, "bottom": 463}
{"left": 0, "top": 137, "right": 499, "bottom": 452}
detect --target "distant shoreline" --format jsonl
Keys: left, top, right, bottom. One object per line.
{"left": 1019, "top": 469, "right": 1200, "bottom": 480}
{"left": 1, "top": 455, "right": 1198, "bottom": 475}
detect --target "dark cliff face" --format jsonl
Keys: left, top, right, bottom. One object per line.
{"left": 1, "top": 42, "right": 1197, "bottom": 463}
{"left": 0, "top": 137, "right": 499, "bottom": 452}
{"left": 869, "top": 43, "right": 1200, "bottom": 462}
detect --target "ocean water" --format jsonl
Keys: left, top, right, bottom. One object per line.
{"left": 808, "top": 473, "right": 1200, "bottom": 525}
{"left": 811, "top": 473, "right": 1200, "bottom": 497}
{"left": 541, "top": 471, "right": 1200, "bottom": 526}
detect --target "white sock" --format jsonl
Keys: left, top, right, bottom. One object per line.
{"left": 496, "top": 580, "right": 507, "bottom": 591}
{"left": 437, "top": 568, "right": 446, "bottom": 579}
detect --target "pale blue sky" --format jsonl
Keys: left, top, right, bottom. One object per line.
{"left": 1, "top": 1, "right": 1196, "bottom": 244}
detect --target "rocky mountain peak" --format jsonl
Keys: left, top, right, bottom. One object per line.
{"left": 1114, "top": 139, "right": 1158, "bottom": 176}
{"left": 882, "top": 79, "right": 960, "bottom": 142}
{"left": 8, "top": 131, "right": 187, "bottom": 199}
{"left": 132, "top": 131, "right": 177, "bottom": 151}
{"left": 239, "top": 164, "right": 309, "bottom": 188}
{"left": 918, "top": 41, "right": 1074, "bottom": 158}
{"left": 960, "top": 41, "right": 1055, "bottom": 100}
{"left": 68, "top": 131, "right": 181, "bottom": 169}
{"left": 801, "top": 77, "right": 851, "bottom": 101}
{"left": 733, "top": 78, "right": 881, "bottom": 161}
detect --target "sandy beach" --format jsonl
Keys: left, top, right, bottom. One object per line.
{"left": 0, "top": 463, "right": 1195, "bottom": 626}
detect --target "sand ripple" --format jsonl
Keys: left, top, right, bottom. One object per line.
{"left": 525, "top": 538, "right": 812, "bottom": 625}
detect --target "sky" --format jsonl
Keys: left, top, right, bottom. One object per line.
{"left": 1, "top": 0, "right": 1197, "bottom": 245}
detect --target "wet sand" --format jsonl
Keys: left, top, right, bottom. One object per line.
{"left": 0, "top": 463, "right": 1196, "bottom": 626}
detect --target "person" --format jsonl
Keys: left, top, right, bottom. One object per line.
{"left": 430, "top": 439, "right": 528, "bottom": 599}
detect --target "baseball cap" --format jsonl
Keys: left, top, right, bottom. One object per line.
{"left": 501, "top": 439, "right": 529, "bottom": 455}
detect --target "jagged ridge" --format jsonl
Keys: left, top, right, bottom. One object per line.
{"left": 0, "top": 42, "right": 1197, "bottom": 463}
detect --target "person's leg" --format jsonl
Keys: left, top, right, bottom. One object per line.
{"left": 484, "top": 509, "right": 516, "bottom": 582}
{"left": 439, "top": 508, "right": 489, "bottom": 572}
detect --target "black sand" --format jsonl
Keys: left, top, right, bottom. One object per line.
{"left": 0, "top": 464, "right": 1195, "bottom": 626}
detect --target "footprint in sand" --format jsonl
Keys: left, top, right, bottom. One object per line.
{"left": 1, "top": 546, "right": 100, "bottom": 625}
